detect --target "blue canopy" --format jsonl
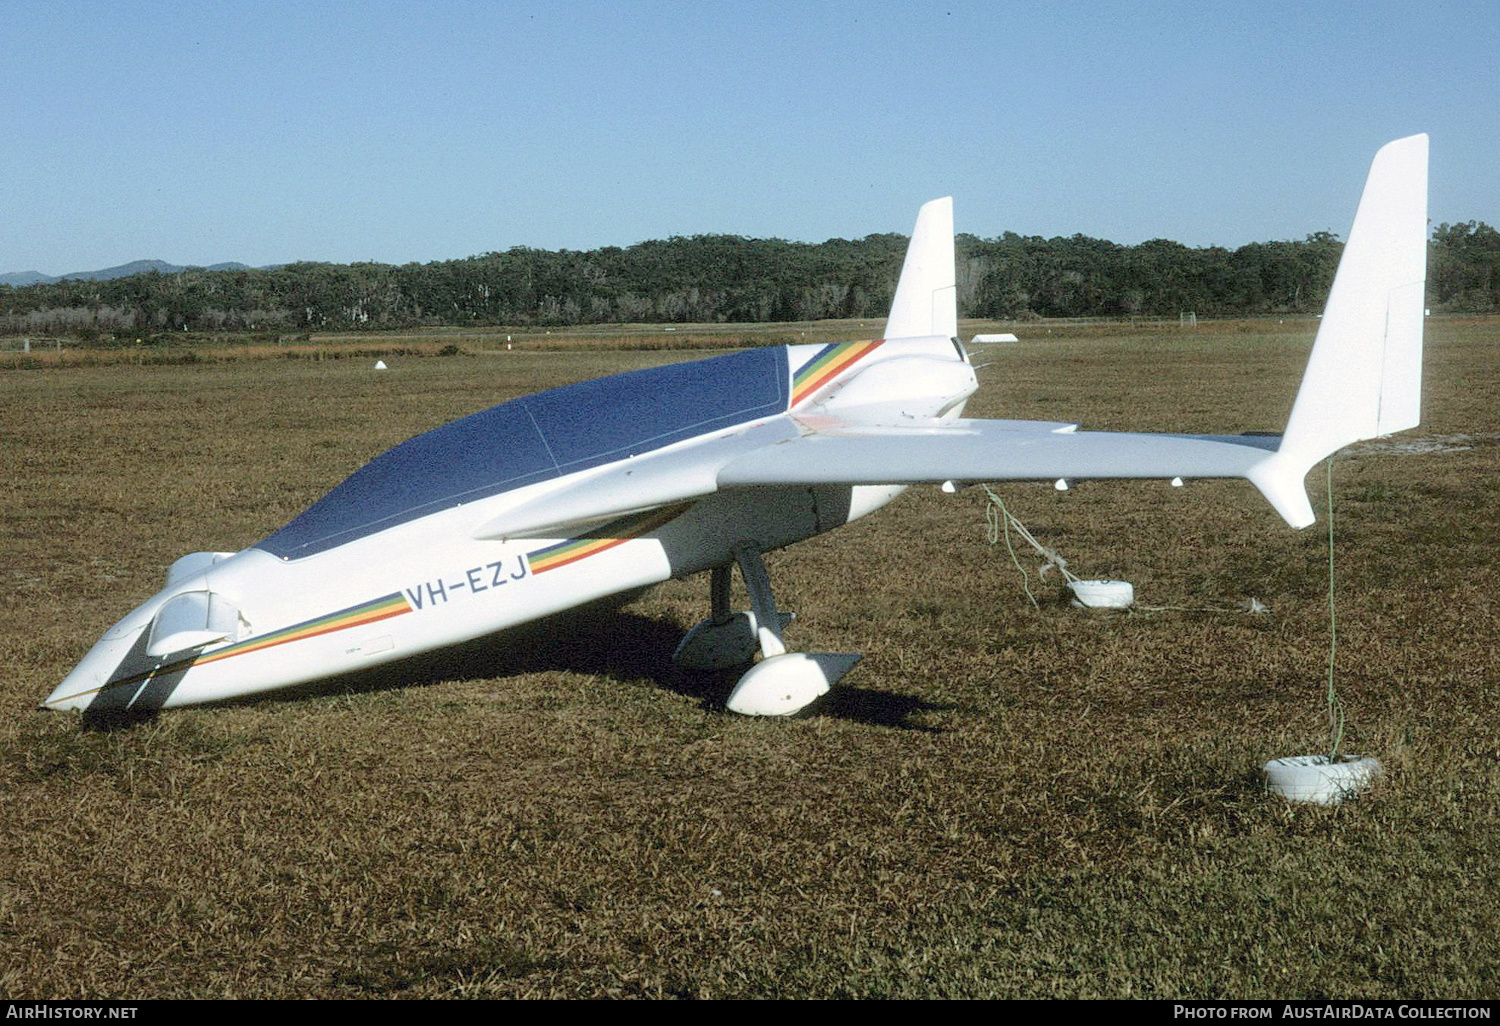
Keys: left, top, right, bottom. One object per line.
{"left": 258, "top": 347, "right": 789, "bottom": 559}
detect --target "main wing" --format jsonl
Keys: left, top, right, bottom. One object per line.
{"left": 717, "top": 420, "right": 1280, "bottom": 489}
{"left": 723, "top": 134, "right": 1427, "bottom": 528}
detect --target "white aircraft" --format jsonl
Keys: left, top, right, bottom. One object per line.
{"left": 43, "top": 135, "right": 1429, "bottom": 719}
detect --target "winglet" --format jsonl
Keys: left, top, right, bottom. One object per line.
{"left": 1249, "top": 134, "right": 1429, "bottom": 527}
{"left": 884, "top": 197, "right": 957, "bottom": 340}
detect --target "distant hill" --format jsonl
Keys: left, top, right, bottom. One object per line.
{"left": 0, "top": 270, "right": 51, "bottom": 286}
{"left": 1, "top": 260, "right": 256, "bottom": 286}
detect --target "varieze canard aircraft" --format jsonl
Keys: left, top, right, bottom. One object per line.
{"left": 45, "top": 135, "right": 1428, "bottom": 718}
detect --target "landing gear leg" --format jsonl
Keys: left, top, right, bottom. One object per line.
{"left": 723, "top": 543, "right": 860, "bottom": 717}
{"left": 673, "top": 545, "right": 860, "bottom": 715}
{"left": 671, "top": 564, "right": 764, "bottom": 671}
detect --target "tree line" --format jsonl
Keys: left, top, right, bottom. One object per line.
{"left": 3, "top": 221, "right": 1496, "bottom": 338}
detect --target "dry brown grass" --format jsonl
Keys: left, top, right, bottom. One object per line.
{"left": 2, "top": 318, "right": 1497, "bottom": 998}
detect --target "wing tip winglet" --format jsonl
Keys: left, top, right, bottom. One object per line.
{"left": 1246, "top": 454, "right": 1317, "bottom": 530}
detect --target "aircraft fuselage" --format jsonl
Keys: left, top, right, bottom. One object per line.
{"left": 45, "top": 337, "right": 973, "bottom": 714}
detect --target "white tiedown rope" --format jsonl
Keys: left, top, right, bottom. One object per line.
{"left": 1325, "top": 458, "right": 1346, "bottom": 763}
{"left": 980, "top": 484, "right": 1078, "bottom": 616}
{"left": 980, "top": 484, "right": 1269, "bottom": 616}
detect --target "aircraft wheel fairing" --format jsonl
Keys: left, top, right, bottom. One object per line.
{"left": 725, "top": 652, "right": 860, "bottom": 716}
{"left": 673, "top": 610, "right": 794, "bottom": 671}
{"left": 673, "top": 612, "right": 759, "bottom": 670}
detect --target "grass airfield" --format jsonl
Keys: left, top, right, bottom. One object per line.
{"left": 2, "top": 318, "right": 1497, "bottom": 999}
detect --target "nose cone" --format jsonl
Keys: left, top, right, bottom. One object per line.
{"left": 41, "top": 621, "right": 151, "bottom": 713}
{"left": 42, "top": 676, "right": 96, "bottom": 712}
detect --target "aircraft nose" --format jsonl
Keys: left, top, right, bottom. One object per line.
{"left": 42, "top": 621, "right": 151, "bottom": 713}
{"left": 41, "top": 678, "right": 92, "bottom": 711}
{"left": 43, "top": 661, "right": 109, "bottom": 711}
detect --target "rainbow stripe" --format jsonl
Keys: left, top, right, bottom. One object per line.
{"left": 69, "top": 591, "right": 414, "bottom": 704}
{"left": 194, "top": 591, "right": 412, "bottom": 666}
{"left": 526, "top": 504, "right": 690, "bottom": 575}
{"left": 791, "top": 339, "right": 884, "bottom": 407}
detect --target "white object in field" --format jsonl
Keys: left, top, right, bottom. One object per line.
{"left": 1264, "top": 755, "right": 1381, "bottom": 804}
{"left": 972, "top": 333, "right": 1018, "bottom": 343}
{"left": 1054, "top": 479, "right": 1069, "bottom": 491}
{"left": 44, "top": 137, "right": 1431, "bottom": 718}
{"left": 1067, "top": 579, "right": 1134, "bottom": 609}
{"left": 374, "top": 360, "right": 387, "bottom": 370}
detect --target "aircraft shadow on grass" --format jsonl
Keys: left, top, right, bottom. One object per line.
{"left": 82, "top": 595, "right": 950, "bottom": 732}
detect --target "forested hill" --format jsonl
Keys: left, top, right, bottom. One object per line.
{"left": 4, "top": 221, "right": 1496, "bottom": 337}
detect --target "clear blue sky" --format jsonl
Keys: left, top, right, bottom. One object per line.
{"left": 3, "top": 0, "right": 1495, "bottom": 273}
